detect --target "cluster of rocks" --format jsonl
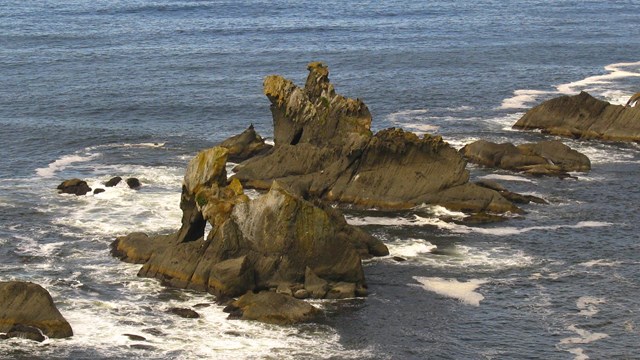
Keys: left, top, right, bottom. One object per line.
{"left": 111, "top": 145, "right": 387, "bottom": 323}
{"left": 107, "top": 64, "right": 640, "bottom": 328}
{"left": 460, "top": 139, "right": 590, "bottom": 178}
{"left": 115, "top": 62, "right": 597, "bottom": 325}
{"left": 0, "top": 281, "right": 73, "bottom": 342}
{"left": 57, "top": 176, "right": 141, "bottom": 196}
{"left": 231, "top": 62, "right": 520, "bottom": 214}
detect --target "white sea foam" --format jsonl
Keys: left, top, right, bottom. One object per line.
{"left": 47, "top": 264, "right": 372, "bottom": 359}
{"left": 36, "top": 153, "right": 100, "bottom": 178}
{"left": 576, "top": 296, "right": 605, "bottom": 317}
{"left": 500, "top": 61, "right": 640, "bottom": 110}
{"left": 348, "top": 212, "right": 612, "bottom": 238}
{"left": 500, "top": 89, "right": 550, "bottom": 109}
{"left": 43, "top": 163, "right": 184, "bottom": 237}
{"left": 560, "top": 325, "right": 609, "bottom": 345}
{"left": 477, "top": 173, "right": 536, "bottom": 183}
{"left": 388, "top": 240, "right": 535, "bottom": 271}
{"left": 578, "top": 259, "right": 621, "bottom": 268}
{"left": 412, "top": 277, "right": 488, "bottom": 306}
{"left": 386, "top": 238, "right": 437, "bottom": 258}
{"left": 121, "top": 142, "right": 165, "bottom": 148}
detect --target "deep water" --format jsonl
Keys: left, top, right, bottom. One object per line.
{"left": 1, "top": 1, "right": 640, "bottom": 359}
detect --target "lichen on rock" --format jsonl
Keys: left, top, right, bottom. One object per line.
{"left": 232, "top": 62, "right": 519, "bottom": 214}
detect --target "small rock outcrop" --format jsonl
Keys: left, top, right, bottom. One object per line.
{"left": 512, "top": 91, "right": 640, "bottom": 142}
{"left": 460, "top": 140, "right": 590, "bottom": 177}
{"left": 57, "top": 178, "right": 91, "bottom": 196}
{"left": 105, "top": 176, "right": 123, "bottom": 187}
{"left": 224, "top": 291, "right": 321, "bottom": 325}
{"left": 0, "top": 281, "right": 73, "bottom": 340}
{"left": 126, "top": 177, "right": 141, "bottom": 189}
{"left": 218, "top": 124, "right": 272, "bottom": 162}
{"left": 112, "top": 146, "right": 384, "bottom": 323}
{"left": 232, "top": 62, "right": 519, "bottom": 214}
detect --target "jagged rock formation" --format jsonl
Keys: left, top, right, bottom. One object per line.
{"left": 513, "top": 91, "right": 640, "bottom": 142}
{"left": 218, "top": 124, "right": 272, "bottom": 162}
{"left": 112, "top": 146, "right": 384, "bottom": 316}
{"left": 232, "top": 62, "right": 519, "bottom": 214}
{"left": 0, "top": 281, "right": 73, "bottom": 340}
{"left": 460, "top": 139, "right": 590, "bottom": 177}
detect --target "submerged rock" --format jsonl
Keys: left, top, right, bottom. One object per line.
{"left": 6, "top": 324, "right": 46, "bottom": 342}
{"left": 218, "top": 124, "right": 272, "bottom": 162}
{"left": 224, "top": 291, "right": 321, "bottom": 325}
{"left": 126, "top": 177, "right": 142, "bottom": 189}
{"left": 167, "top": 308, "right": 200, "bottom": 319}
{"left": 513, "top": 91, "right": 640, "bottom": 142}
{"left": 475, "top": 180, "right": 547, "bottom": 205}
{"left": 105, "top": 176, "right": 123, "bottom": 187}
{"left": 232, "top": 62, "right": 519, "bottom": 214}
{"left": 460, "top": 139, "right": 590, "bottom": 177}
{"left": 57, "top": 178, "right": 91, "bottom": 196}
{"left": 0, "top": 281, "right": 73, "bottom": 339}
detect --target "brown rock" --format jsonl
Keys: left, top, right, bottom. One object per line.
{"left": 513, "top": 91, "right": 640, "bottom": 142}
{"left": 0, "top": 281, "right": 73, "bottom": 339}
{"left": 218, "top": 124, "right": 272, "bottom": 162}
{"left": 227, "top": 291, "right": 321, "bottom": 325}
{"left": 233, "top": 63, "right": 517, "bottom": 214}
{"left": 57, "top": 178, "right": 91, "bottom": 196}
{"left": 460, "top": 139, "right": 590, "bottom": 177}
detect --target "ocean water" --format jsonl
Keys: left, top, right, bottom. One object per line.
{"left": 1, "top": 1, "right": 640, "bottom": 359}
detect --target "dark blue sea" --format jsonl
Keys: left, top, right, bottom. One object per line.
{"left": 1, "top": 1, "right": 640, "bottom": 358}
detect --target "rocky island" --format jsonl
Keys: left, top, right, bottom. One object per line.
{"left": 513, "top": 91, "right": 640, "bottom": 142}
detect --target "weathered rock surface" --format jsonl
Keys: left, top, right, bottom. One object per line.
{"left": 57, "top": 178, "right": 91, "bottom": 196}
{"left": 112, "top": 146, "right": 381, "bottom": 317}
{"left": 224, "top": 291, "right": 321, "bottom": 325}
{"left": 218, "top": 124, "right": 272, "bottom": 162}
{"left": 513, "top": 91, "right": 640, "bottom": 142}
{"left": 232, "top": 62, "right": 518, "bottom": 214}
{"left": 460, "top": 139, "right": 590, "bottom": 177}
{"left": 0, "top": 281, "right": 73, "bottom": 339}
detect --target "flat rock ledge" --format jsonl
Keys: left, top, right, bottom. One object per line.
{"left": 0, "top": 281, "right": 73, "bottom": 341}
{"left": 112, "top": 146, "right": 387, "bottom": 324}
{"left": 231, "top": 62, "right": 520, "bottom": 215}
{"left": 513, "top": 91, "right": 640, "bottom": 142}
{"left": 460, "top": 139, "right": 590, "bottom": 177}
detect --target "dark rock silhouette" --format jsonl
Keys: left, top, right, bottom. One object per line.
{"left": 513, "top": 91, "right": 640, "bottom": 142}
{"left": 218, "top": 124, "right": 272, "bottom": 162}
{"left": 57, "top": 178, "right": 91, "bottom": 196}
{"left": 460, "top": 139, "right": 590, "bottom": 177}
